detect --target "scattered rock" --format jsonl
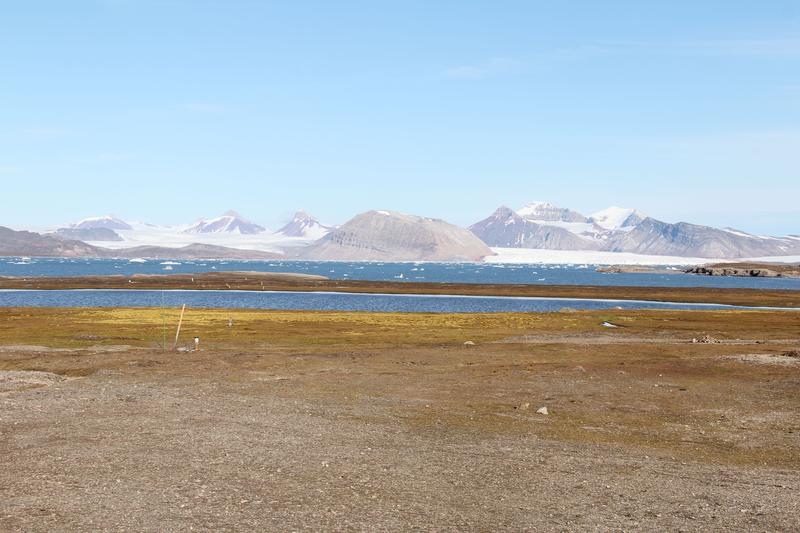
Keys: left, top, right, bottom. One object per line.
{"left": 601, "top": 322, "right": 620, "bottom": 328}
{"left": 0, "top": 371, "right": 65, "bottom": 393}
{"left": 536, "top": 406, "right": 549, "bottom": 415}
{"left": 463, "top": 341, "right": 475, "bottom": 347}
{"left": 685, "top": 265, "right": 788, "bottom": 278}
{"left": 692, "top": 335, "right": 720, "bottom": 344}
{"left": 0, "top": 370, "right": 64, "bottom": 386}
{"left": 782, "top": 350, "right": 800, "bottom": 359}
{"left": 93, "top": 369, "right": 122, "bottom": 376}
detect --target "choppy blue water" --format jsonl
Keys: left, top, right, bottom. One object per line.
{"left": 0, "top": 289, "right": 791, "bottom": 313}
{"left": 2, "top": 257, "right": 800, "bottom": 290}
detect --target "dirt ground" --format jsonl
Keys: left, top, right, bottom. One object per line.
{"left": 1, "top": 307, "right": 799, "bottom": 531}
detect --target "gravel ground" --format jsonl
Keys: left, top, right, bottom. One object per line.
{"left": 1, "top": 359, "right": 798, "bottom": 531}
{"left": 1, "top": 307, "right": 799, "bottom": 531}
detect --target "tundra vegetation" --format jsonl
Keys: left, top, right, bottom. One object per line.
{"left": 1, "top": 305, "right": 799, "bottom": 530}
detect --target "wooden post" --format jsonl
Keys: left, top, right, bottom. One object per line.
{"left": 173, "top": 304, "right": 186, "bottom": 350}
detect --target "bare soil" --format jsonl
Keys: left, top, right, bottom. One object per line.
{"left": 1, "top": 307, "right": 799, "bottom": 531}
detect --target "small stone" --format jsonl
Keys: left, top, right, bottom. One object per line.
{"left": 536, "top": 406, "right": 549, "bottom": 415}
{"left": 463, "top": 341, "right": 475, "bottom": 346}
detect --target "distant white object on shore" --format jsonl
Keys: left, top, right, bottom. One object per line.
{"left": 486, "top": 248, "right": 800, "bottom": 266}
{"left": 485, "top": 248, "right": 711, "bottom": 266}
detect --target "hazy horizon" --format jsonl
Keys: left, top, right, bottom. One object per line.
{"left": 2, "top": 1, "right": 798, "bottom": 234}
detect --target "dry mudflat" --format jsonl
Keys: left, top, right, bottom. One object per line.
{"left": 1, "top": 306, "right": 799, "bottom": 531}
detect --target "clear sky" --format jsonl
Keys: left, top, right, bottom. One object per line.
{"left": 1, "top": 1, "right": 799, "bottom": 234}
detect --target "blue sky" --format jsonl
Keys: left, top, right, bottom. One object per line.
{"left": 1, "top": 0, "right": 799, "bottom": 234}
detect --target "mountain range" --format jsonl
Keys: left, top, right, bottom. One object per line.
{"left": 0, "top": 226, "right": 280, "bottom": 260}
{"left": 183, "top": 211, "right": 267, "bottom": 235}
{"left": 71, "top": 215, "right": 133, "bottom": 231}
{"left": 277, "top": 210, "right": 332, "bottom": 239}
{"left": 2, "top": 203, "right": 798, "bottom": 262}
{"left": 470, "top": 202, "right": 800, "bottom": 260}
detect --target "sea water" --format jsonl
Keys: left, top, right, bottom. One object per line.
{"left": 2, "top": 258, "right": 800, "bottom": 290}
{"left": 0, "top": 289, "right": 791, "bottom": 313}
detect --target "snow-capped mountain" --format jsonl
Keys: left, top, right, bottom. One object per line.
{"left": 517, "top": 202, "right": 588, "bottom": 223}
{"left": 276, "top": 210, "right": 331, "bottom": 239}
{"left": 468, "top": 207, "right": 601, "bottom": 250}
{"left": 183, "top": 211, "right": 266, "bottom": 235}
{"left": 470, "top": 202, "right": 800, "bottom": 259}
{"left": 9, "top": 203, "right": 797, "bottom": 262}
{"left": 52, "top": 212, "right": 315, "bottom": 255}
{"left": 513, "top": 202, "right": 603, "bottom": 238}
{"left": 71, "top": 215, "right": 132, "bottom": 231}
{"left": 589, "top": 207, "right": 647, "bottom": 231}
{"left": 0, "top": 225, "right": 280, "bottom": 259}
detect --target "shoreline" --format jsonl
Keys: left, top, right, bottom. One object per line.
{"left": 600, "top": 262, "right": 800, "bottom": 278}
{"left": 1, "top": 271, "right": 799, "bottom": 308}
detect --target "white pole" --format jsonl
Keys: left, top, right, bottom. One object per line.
{"left": 173, "top": 304, "right": 186, "bottom": 349}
